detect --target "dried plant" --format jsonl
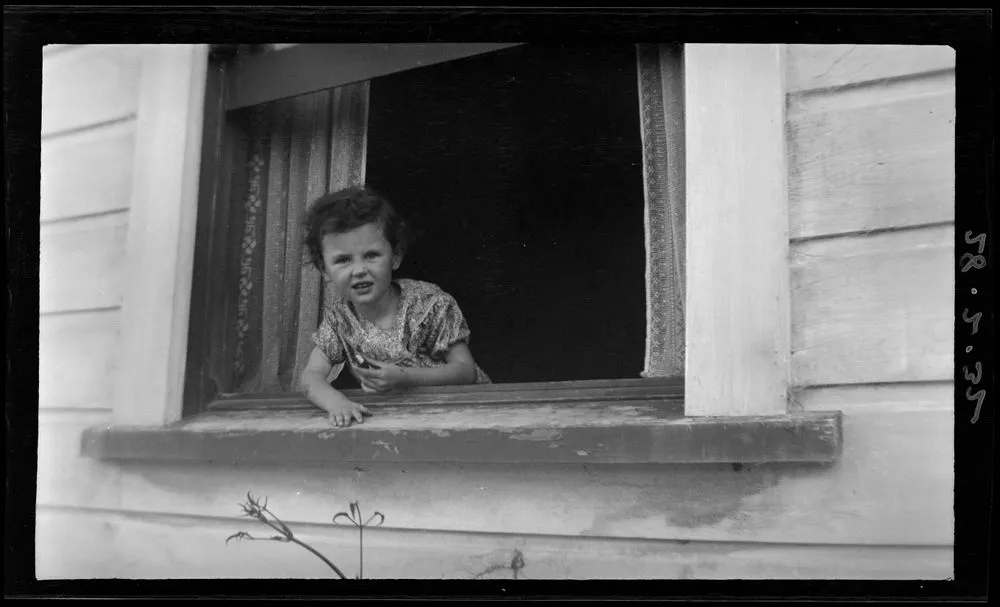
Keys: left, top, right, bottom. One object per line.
{"left": 226, "top": 491, "right": 349, "bottom": 579}
{"left": 332, "top": 501, "right": 385, "bottom": 580}
{"left": 228, "top": 491, "right": 522, "bottom": 579}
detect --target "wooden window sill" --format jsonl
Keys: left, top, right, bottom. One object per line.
{"left": 81, "top": 379, "right": 842, "bottom": 465}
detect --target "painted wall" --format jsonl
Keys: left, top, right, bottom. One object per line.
{"left": 37, "top": 43, "right": 139, "bottom": 576}
{"left": 785, "top": 42, "right": 955, "bottom": 579}
{"left": 37, "top": 44, "right": 954, "bottom": 580}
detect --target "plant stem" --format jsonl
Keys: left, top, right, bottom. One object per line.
{"left": 359, "top": 526, "right": 364, "bottom": 580}
{"left": 290, "top": 537, "right": 349, "bottom": 580}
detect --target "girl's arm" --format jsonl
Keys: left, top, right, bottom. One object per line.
{"left": 353, "top": 343, "right": 478, "bottom": 391}
{"left": 300, "top": 347, "right": 371, "bottom": 426}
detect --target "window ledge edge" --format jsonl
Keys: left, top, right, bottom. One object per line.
{"left": 81, "top": 404, "right": 843, "bottom": 466}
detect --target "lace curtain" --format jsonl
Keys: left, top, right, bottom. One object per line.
{"left": 637, "top": 43, "right": 686, "bottom": 378}
{"left": 225, "top": 82, "right": 369, "bottom": 394}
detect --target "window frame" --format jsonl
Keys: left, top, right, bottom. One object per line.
{"left": 183, "top": 42, "right": 688, "bottom": 416}
{"left": 94, "top": 43, "right": 841, "bottom": 466}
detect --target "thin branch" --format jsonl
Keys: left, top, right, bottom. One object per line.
{"left": 229, "top": 492, "right": 350, "bottom": 580}
{"left": 289, "top": 537, "right": 349, "bottom": 580}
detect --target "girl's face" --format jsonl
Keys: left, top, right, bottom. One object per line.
{"left": 321, "top": 222, "right": 401, "bottom": 309}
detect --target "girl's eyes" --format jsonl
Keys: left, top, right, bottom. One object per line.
{"left": 330, "top": 252, "right": 380, "bottom": 265}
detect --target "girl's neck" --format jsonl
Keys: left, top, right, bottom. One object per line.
{"left": 355, "top": 281, "right": 400, "bottom": 328}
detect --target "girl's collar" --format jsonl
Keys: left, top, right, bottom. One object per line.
{"left": 348, "top": 280, "right": 403, "bottom": 330}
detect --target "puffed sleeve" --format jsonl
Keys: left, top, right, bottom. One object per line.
{"left": 311, "top": 313, "right": 346, "bottom": 366}
{"left": 422, "top": 293, "right": 473, "bottom": 359}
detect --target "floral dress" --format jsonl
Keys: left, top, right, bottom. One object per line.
{"left": 312, "top": 278, "right": 491, "bottom": 386}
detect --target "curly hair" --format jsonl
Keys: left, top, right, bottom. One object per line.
{"left": 302, "top": 186, "right": 414, "bottom": 272}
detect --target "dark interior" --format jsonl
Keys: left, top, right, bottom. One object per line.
{"left": 342, "top": 44, "right": 647, "bottom": 386}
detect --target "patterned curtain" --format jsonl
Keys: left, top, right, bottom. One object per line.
{"left": 226, "top": 82, "right": 369, "bottom": 394}
{"left": 636, "top": 44, "right": 687, "bottom": 378}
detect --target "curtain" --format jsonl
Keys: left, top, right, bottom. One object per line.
{"left": 227, "top": 82, "right": 369, "bottom": 394}
{"left": 637, "top": 44, "right": 687, "bottom": 378}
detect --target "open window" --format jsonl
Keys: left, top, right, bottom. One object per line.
{"left": 83, "top": 43, "right": 842, "bottom": 467}
{"left": 183, "top": 43, "right": 688, "bottom": 414}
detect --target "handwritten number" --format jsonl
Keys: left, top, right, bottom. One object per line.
{"left": 961, "top": 233, "right": 987, "bottom": 425}
{"left": 962, "top": 308, "right": 983, "bottom": 335}
{"left": 962, "top": 362, "right": 982, "bottom": 385}
{"left": 960, "top": 253, "right": 987, "bottom": 273}
{"left": 965, "top": 231, "right": 987, "bottom": 255}
{"left": 961, "top": 230, "right": 986, "bottom": 271}
{"left": 966, "top": 388, "right": 986, "bottom": 424}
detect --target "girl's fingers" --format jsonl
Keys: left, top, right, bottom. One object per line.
{"left": 355, "top": 367, "right": 383, "bottom": 380}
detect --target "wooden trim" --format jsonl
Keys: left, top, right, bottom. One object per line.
{"left": 82, "top": 406, "right": 841, "bottom": 465}
{"left": 183, "top": 54, "right": 232, "bottom": 415}
{"left": 115, "top": 45, "right": 209, "bottom": 425}
{"left": 226, "top": 43, "right": 522, "bottom": 111}
{"left": 210, "top": 377, "right": 685, "bottom": 410}
{"left": 683, "top": 44, "right": 791, "bottom": 417}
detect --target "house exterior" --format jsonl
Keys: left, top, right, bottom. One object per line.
{"left": 37, "top": 43, "right": 954, "bottom": 579}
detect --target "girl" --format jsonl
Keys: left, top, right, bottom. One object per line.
{"left": 300, "top": 186, "right": 491, "bottom": 427}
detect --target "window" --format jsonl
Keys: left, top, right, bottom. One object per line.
{"left": 83, "top": 43, "right": 842, "bottom": 466}
{"left": 183, "top": 43, "right": 687, "bottom": 414}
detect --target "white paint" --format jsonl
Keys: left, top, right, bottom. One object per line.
{"left": 115, "top": 45, "right": 209, "bottom": 425}
{"left": 37, "top": 508, "right": 954, "bottom": 579}
{"left": 683, "top": 44, "right": 791, "bottom": 416}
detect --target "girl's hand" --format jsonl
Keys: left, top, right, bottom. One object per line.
{"left": 326, "top": 399, "right": 371, "bottom": 427}
{"left": 352, "top": 363, "right": 410, "bottom": 394}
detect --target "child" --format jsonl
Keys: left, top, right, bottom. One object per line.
{"left": 299, "top": 186, "right": 491, "bottom": 427}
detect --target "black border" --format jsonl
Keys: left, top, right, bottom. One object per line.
{"left": 5, "top": 6, "right": 994, "bottom": 601}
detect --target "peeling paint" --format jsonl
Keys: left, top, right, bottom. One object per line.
{"left": 180, "top": 402, "right": 674, "bottom": 435}
{"left": 371, "top": 440, "right": 400, "bottom": 455}
{"left": 97, "top": 404, "right": 840, "bottom": 467}
{"left": 509, "top": 428, "right": 563, "bottom": 442}
{"left": 467, "top": 548, "right": 527, "bottom": 580}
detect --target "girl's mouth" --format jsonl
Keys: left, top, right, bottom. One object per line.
{"left": 352, "top": 281, "right": 374, "bottom": 293}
